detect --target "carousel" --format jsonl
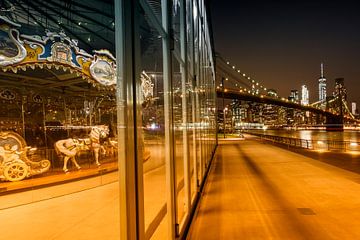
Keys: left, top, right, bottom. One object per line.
{"left": 0, "top": 16, "right": 152, "bottom": 184}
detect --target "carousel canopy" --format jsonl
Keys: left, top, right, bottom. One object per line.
{"left": 0, "top": 0, "right": 159, "bottom": 55}
{"left": 0, "top": 0, "right": 160, "bottom": 96}
{"left": 1, "top": 0, "right": 115, "bottom": 53}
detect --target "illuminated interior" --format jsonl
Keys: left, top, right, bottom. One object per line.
{"left": 0, "top": 0, "right": 216, "bottom": 239}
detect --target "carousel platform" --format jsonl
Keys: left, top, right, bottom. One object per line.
{"left": 0, "top": 161, "right": 118, "bottom": 197}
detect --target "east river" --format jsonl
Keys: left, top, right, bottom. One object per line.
{"left": 249, "top": 129, "right": 360, "bottom": 142}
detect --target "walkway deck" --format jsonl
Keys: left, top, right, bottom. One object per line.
{"left": 188, "top": 135, "right": 360, "bottom": 239}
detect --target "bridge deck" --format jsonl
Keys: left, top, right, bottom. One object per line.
{"left": 187, "top": 135, "right": 360, "bottom": 239}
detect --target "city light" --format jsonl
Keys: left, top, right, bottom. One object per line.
{"left": 350, "top": 142, "right": 358, "bottom": 147}
{"left": 224, "top": 59, "right": 269, "bottom": 95}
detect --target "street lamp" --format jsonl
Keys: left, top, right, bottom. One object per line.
{"left": 224, "top": 107, "right": 228, "bottom": 138}
{"left": 222, "top": 77, "right": 225, "bottom": 138}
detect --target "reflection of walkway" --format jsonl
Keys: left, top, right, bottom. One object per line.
{"left": 0, "top": 179, "right": 121, "bottom": 240}
{"left": 0, "top": 143, "right": 184, "bottom": 239}
{"left": 0, "top": 164, "right": 169, "bottom": 239}
{"left": 188, "top": 136, "right": 360, "bottom": 239}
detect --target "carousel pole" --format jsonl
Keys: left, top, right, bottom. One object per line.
{"left": 98, "top": 108, "right": 101, "bottom": 123}
{"left": 21, "top": 95, "right": 26, "bottom": 139}
{"left": 42, "top": 101, "right": 48, "bottom": 149}
{"left": 75, "top": 106, "right": 77, "bottom": 122}
{"left": 111, "top": 108, "right": 114, "bottom": 135}
{"left": 64, "top": 99, "right": 70, "bottom": 137}
{"left": 88, "top": 100, "right": 92, "bottom": 126}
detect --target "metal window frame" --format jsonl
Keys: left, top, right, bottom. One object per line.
{"left": 116, "top": 0, "right": 216, "bottom": 239}
{"left": 161, "top": 0, "right": 177, "bottom": 239}
{"left": 115, "top": 0, "right": 145, "bottom": 239}
{"left": 178, "top": 0, "right": 191, "bottom": 235}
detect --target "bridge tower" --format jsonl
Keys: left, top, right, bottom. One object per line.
{"left": 325, "top": 78, "right": 347, "bottom": 131}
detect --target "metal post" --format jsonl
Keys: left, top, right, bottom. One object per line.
{"left": 189, "top": 0, "right": 198, "bottom": 195}
{"left": 115, "top": 0, "right": 144, "bottom": 239}
{"left": 180, "top": 0, "right": 191, "bottom": 222}
{"left": 194, "top": 0, "right": 203, "bottom": 182}
{"left": 21, "top": 95, "right": 26, "bottom": 139}
{"left": 221, "top": 77, "right": 225, "bottom": 138}
{"left": 162, "top": 0, "right": 177, "bottom": 238}
{"left": 42, "top": 101, "right": 48, "bottom": 149}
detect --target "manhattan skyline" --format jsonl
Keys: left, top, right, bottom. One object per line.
{"left": 211, "top": 1, "right": 360, "bottom": 104}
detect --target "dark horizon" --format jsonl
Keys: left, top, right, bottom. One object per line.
{"left": 211, "top": 1, "right": 360, "bottom": 105}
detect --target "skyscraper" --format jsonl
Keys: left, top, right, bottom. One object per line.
{"left": 301, "top": 85, "right": 309, "bottom": 105}
{"left": 352, "top": 102, "right": 357, "bottom": 115}
{"left": 290, "top": 89, "right": 299, "bottom": 102}
{"left": 318, "top": 63, "right": 326, "bottom": 102}
{"left": 334, "top": 78, "right": 346, "bottom": 100}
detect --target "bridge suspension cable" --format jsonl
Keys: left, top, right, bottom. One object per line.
{"left": 216, "top": 55, "right": 269, "bottom": 96}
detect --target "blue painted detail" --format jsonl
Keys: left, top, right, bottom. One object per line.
{"left": 38, "top": 41, "right": 52, "bottom": 60}
{"left": 71, "top": 51, "right": 80, "bottom": 67}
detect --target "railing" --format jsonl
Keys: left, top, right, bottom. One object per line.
{"left": 247, "top": 132, "right": 360, "bottom": 152}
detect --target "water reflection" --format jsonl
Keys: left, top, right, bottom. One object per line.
{"left": 299, "top": 130, "right": 312, "bottom": 141}
{"left": 254, "top": 130, "right": 360, "bottom": 142}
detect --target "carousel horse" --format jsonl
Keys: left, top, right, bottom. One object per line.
{"left": 55, "top": 125, "right": 109, "bottom": 173}
{"left": 89, "top": 125, "right": 109, "bottom": 166}
{"left": 54, "top": 138, "right": 81, "bottom": 173}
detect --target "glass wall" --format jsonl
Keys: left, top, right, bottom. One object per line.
{"left": 118, "top": 0, "right": 217, "bottom": 239}
{"left": 0, "top": 0, "right": 215, "bottom": 239}
{"left": 0, "top": 1, "right": 121, "bottom": 239}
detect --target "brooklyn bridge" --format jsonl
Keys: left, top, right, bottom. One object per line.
{"left": 216, "top": 55, "right": 358, "bottom": 132}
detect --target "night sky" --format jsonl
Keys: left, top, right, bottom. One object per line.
{"left": 210, "top": 1, "right": 360, "bottom": 104}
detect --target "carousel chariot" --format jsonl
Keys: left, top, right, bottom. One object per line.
{"left": 0, "top": 131, "right": 51, "bottom": 182}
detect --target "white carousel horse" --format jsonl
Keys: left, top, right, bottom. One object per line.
{"left": 54, "top": 138, "right": 81, "bottom": 173}
{"left": 89, "top": 125, "right": 109, "bottom": 166}
{"left": 54, "top": 125, "right": 109, "bottom": 173}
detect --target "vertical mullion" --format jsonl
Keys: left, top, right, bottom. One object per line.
{"left": 180, "top": 0, "right": 191, "bottom": 225}
{"left": 115, "top": 0, "right": 136, "bottom": 239}
{"left": 115, "top": 0, "right": 145, "bottom": 239}
{"left": 162, "top": 0, "right": 176, "bottom": 239}
{"left": 134, "top": 1, "right": 146, "bottom": 239}
{"left": 196, "top": 1, "right": 203, "bottom": 180}
{"left": 189, "top": 0, "right": 198, "bottom": 195}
